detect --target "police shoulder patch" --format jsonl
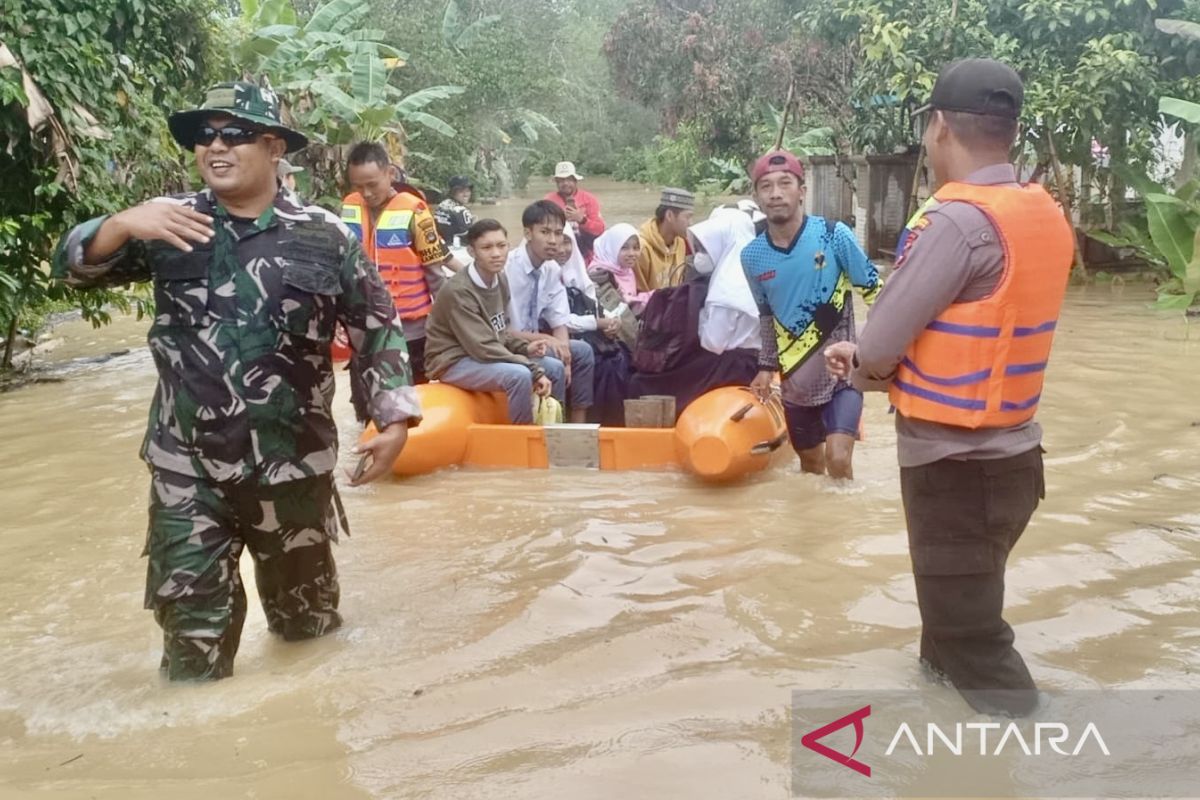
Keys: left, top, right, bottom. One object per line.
{"left": 894, "top": 215, "right": 932, "bottom": 271}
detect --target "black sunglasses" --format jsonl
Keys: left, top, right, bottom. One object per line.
{"left": 193, "top": 125, "right": 269, "bottom": 147}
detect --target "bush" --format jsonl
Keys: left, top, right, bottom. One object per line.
{"left": 0, "top": 0, "right": 229, "bottom": 367}
{"left": 612, "top": 122, "right": 729, "bottom": 190}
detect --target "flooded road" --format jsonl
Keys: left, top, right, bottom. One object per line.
{"left": 2, "top": 180, "right": 1199, "bottom": 798}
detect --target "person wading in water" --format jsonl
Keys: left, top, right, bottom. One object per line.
{"left": 52, "top": 81, "right": 420, "bottom": 681}
{"left": 825, "top": 59, "right": 1074, "bottom": 716}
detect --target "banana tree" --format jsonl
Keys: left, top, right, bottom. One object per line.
{"left": 1157, "top": 18, "right": 1200, "bottom": 127}
{"left": 436, "top": 0, "right": 560, "bottom": 194}
{"left": 1141, "top": 189, "right": 1200, "bottom": 310}
{"left": 1147, "top": 18, "right": 1200, "bottom": 311}
{"left": 236, "top": 0, "right": 462, "bottom": 201}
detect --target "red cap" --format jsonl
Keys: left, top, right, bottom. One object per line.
{"left": 750, "top": 149, "right": 805, "bottom": 185}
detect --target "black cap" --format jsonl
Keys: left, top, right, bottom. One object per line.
{"left": 448, "top": 175, "right": 473, "bottom": 191}
{"left": 915, "top": 58, "right": 1023, "bottom": 119}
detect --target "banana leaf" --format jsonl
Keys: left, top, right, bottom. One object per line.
{"left": 1145, "top": 193, "right": 1195, "bottom": 279}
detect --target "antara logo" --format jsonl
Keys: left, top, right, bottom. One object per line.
{"left": 800, "top": 707, "right": 1112, "bottom": 778}
{"left": 801, "top": 705, "right": 872, "bottom": 777}
{"left": 885, "top": 721, "right": 1110, "bottom": 757}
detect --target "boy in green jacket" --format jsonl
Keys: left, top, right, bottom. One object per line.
{"left": 424, "top": 219, "right": 553, "bottom": 423}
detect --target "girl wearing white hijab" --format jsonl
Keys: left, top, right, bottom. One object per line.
{"left": 557, "top": 225, "right": 628, "bottom": 344}
{"left": 625, "top": 209, "right": 760, "bottom": 414}
{"left": 688, "top": 208, "right": 761, "bottom": 354}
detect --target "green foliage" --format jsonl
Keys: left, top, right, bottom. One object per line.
{"left": 800, "top": 0, "right": 1200, "bottom": 171}
{"left": 1098, "top": 13, "right": 1200, "bottom": 310}
{"left": 372, "top": 0, "right": 654, "bottom": 195}
{"left": 1140, "top": 178, "right": 1200, "bottom": 310}
{"left": 0, "top": 0, "right": 229, "bottom": 366}
{"left": 612, "top": 99, "right": 836, "bottom": 194}
{"left": 1161, "top": 95, "right": 1200, "bottom": 124}
{"left": 235, "top": 0, "right": 462, "bottom": 204}
{"left": 604, "top": 0, "right": 796, "bottom": 163}
{"left": 613, "top": 122, "right": 716, "bottom": 189}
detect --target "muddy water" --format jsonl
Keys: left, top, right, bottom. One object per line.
{"left": 2, "top": 181, "right": 1200, "bottom": 799}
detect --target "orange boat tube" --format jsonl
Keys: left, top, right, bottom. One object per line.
{"left": 360, "top": 384, "right": 788, "bottom": 483}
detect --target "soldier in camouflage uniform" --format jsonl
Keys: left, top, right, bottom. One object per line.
{"left": 51, "top": 82, "right": 421, "bottom": 681}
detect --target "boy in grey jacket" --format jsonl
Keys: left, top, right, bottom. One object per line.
{"left": 424, "top": 219, "right": 552, "bottom": 423}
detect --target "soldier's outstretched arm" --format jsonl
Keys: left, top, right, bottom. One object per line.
{"left": 336, "top": 235, "right": 422, "bottom": 431}
{"left": 52, "top": 201, "right": 213, "bottom": 289}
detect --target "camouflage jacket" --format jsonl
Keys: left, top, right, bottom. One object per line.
{"left": 52, "top": 187, "right": 422, "bottom": 485}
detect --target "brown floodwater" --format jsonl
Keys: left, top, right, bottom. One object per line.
{"left": 2, "top": 179, "right": 1199, "bottom": 799}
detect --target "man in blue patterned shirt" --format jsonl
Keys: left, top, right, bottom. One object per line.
{"left": 741, "top": 149, "right": 882, "bottom": 479}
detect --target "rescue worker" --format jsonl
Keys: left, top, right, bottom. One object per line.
{"left": 51, "top": 81, "right": 420, "bottom": 681}
{"left": 825, "top": 59, "right": 1073, "bottom": 716}
{"left": 341, "top": 142, "right": 464, "bottom": 389}
{"left": 434, "top": 175, "right": 475, "bottom": 245}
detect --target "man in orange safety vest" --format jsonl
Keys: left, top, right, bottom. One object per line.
{"left": 825, "top": 59, "right": 1073, "bottom": 717}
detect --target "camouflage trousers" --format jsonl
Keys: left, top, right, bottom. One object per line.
{"left": 144, "top": 469, "right": 343, "bottom": 681}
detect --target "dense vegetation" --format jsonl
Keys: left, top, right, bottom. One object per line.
{"left": 5, "top": 0, "right": 1200, "bottom": 366}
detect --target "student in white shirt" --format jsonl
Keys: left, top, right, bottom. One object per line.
{"left": 504, "top": 200, "right": 596, "bottom": 423}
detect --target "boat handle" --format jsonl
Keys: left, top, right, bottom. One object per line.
{"left": 750, "top": 432, "right": 789, "bottom": 456}
{"left": 729, "top": 403, "right": 754, "bottom": 423}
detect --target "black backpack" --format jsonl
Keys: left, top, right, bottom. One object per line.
{"left": 630, "top": 276, "right": 710, "bottom": 374}
{"left": 632, "top": 217, "right": 840, "bottom": 375}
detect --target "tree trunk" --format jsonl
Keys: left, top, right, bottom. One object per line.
{"left": 1176, "top": 130, "right": 1197, "bottom": 189}
{"left": 906, "top": 145, "right": 925, "bottom": 222}
{"left": 1104, "top": 167, "right": 1113, "bottom": 231}
{"left": 1029, "top": 160, "right": 1048, "bottom": 185}
{"left": 942, "top": 0, "right": 960, "bottom": 50}
{"left": 1046, "top": 126, "right": 1086, "bottom": 277}
{"left": 2, "top": 315, "right": 17, "bottom": 371}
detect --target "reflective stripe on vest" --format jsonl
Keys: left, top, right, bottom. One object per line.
{"left": 341, "top": 192, "right": 432, "bottom": 320}
{"left": 341, "top": 205, "right": 364, "bottom": 241}
{"left": 887, "top": 182, "right": 1073, "bottom": 429}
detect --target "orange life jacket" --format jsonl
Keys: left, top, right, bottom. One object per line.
{"left": 888, "top": 182, "right": 1073, "bottom": 429}
{"left": 341, "top": 191, "right": 432, "bottom": 320}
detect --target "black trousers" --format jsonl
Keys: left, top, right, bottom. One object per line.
{"left": 407, "top": 335, "right": 428, "bottom": 385}
{"left": 900, "top": 446, "right": 1045, "bottom": 716}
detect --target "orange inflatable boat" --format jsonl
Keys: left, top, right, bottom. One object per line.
{"left": 359, "top": 383, "right": 790, "bottom": 483}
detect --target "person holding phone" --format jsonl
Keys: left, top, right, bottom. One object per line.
{"left": 544, "top": 161, "right": 605, "bottom": 261}
{"left": 50, "top": 81, "right": 420, "bottom": 682}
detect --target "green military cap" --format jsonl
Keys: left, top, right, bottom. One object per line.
{"left": 169, "top": 81, "right": 309, "bottom": 153}
{"left": 660, "top": 187, "right": 695, "bottom": 210}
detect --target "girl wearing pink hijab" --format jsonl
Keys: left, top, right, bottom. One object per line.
{"left": 587, "top": 223, "right": 654, "bottom": 314}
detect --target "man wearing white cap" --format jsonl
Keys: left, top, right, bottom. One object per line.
{"left": 544, "top": 160, "right": 606, "bottom": 260}
{"left": 276, "top": 158, "right": 304, "bottom": 193}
